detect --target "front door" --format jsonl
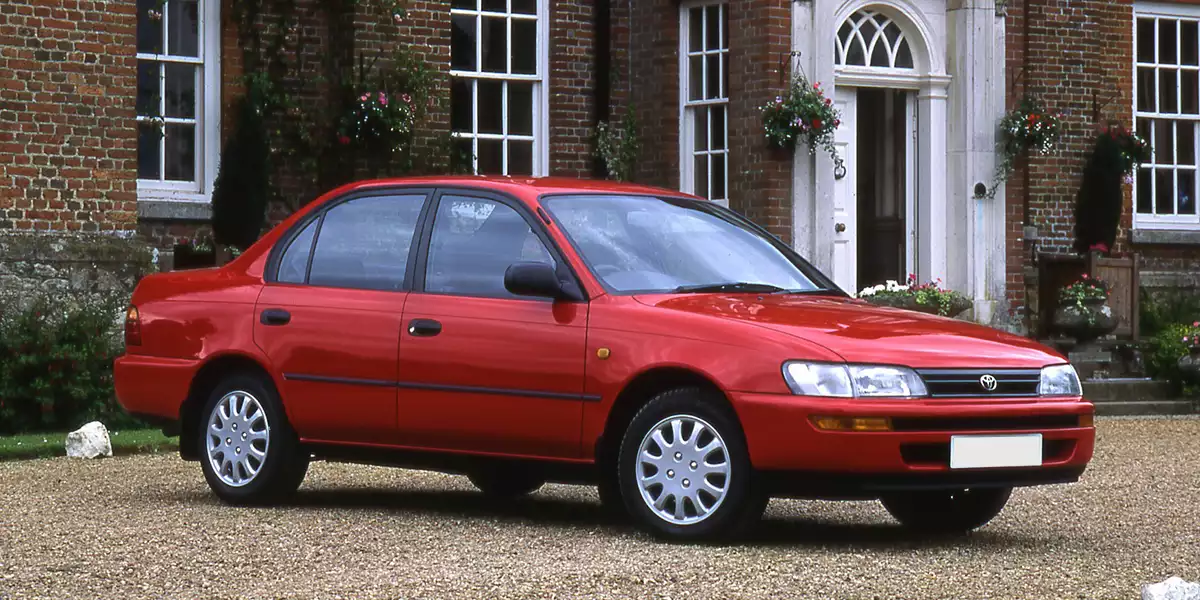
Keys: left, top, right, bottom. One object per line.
{"left": 831, "top": 87, "right": 858, "bottom": 294}
{"left": 396, "top": 191, "right": 588, "bottom": 458}
{"left": 254, "top": 190, "right": 430, "bottom": 444}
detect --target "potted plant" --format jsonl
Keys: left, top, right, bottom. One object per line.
{"left": 173, "top": 237, "right": 217, "bottom": 270}
{"left": 984, "top": 96, "right": 1063, "bottom": 198}
{"left": 1075, "top": 124, "right": 1151, "bottom": 254}
{"left": 1053, "top": 275, "right": 1117, "bottom": 346}
{"left": 1177, "top": 322, "right": 1200, "bottom": 385}
{"left": 857, "top": 275, "right": 972, "bottom": 318}
{"left": 761, "top": 76, "right": 843, "bottom": 173}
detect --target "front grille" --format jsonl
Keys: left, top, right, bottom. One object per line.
{"left": 917, "top": 369, "right": 1041, "bottom": 398}
{"left": 891, "top": 415, "right": 1080, "bottom": 432}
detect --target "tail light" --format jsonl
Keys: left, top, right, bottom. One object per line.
{"left": 125, "top": 305, "right": 142, "bottom": 346}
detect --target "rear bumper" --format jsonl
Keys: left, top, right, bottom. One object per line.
{"left": 113, "top": 354, "right": 200, "bottom": 423}
{"left": 732, "top": 392, "right": 1095, "bottom": 486}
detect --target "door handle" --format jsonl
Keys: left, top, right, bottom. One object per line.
{"left": 408, "top": 319, "right": 442, "bottom": 337}
{"left": 260, "top": 308, "right": 291, "bottom": 326}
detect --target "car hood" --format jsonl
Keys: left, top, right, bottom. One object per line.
{"left": 633, "top": 293, "right": 1065, "bottom": 369}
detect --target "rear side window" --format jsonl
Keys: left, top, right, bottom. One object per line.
{"left": 275, "top": 193, "right": 426, "bottom": 290}
{"left": 425, "top": 195, "right": 554, "bottom": 298}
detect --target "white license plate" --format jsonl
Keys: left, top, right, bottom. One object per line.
{"left": 949, "top": 434, "right": 1043, "bottom": 469}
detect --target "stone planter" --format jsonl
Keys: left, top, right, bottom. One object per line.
{"left": 864, "top": 295, "right": 972, "bottom": 318}
{"left": 1177, "top": 347, "right": 1200, "bottom": 385}
{"left": 1052, "top": 297, "right": 1117, "bottom": 347}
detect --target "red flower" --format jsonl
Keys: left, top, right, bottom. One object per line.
{"left": 834, "top": 119, "right": 841, "bottom": 127}
{"left": 1088, "top": 242, "right": 1109, "bottom": 253}
{"left": 813, "top": 82, "right": 820, "bottom": 89}
{"left": 812, "top": 119, "right": 823, "bottom": 129}
{"left": 1081, "top": 273, "right": 1089, "bottom": 280}
{"left": 338, "top": 135, "right": 351, "bottom": 145}
{"left": 825, "top": 98, "right": 832, "bottom": 106}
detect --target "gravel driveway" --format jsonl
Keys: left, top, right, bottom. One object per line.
{"left": 1, "top": 418, "right": 1197, "bottom": 599}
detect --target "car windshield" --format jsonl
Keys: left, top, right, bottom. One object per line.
{"left": 542, "top": 194, "right": 840, "bottom": 294}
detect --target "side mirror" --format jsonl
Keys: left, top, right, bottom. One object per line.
{"left": 504, "top": 262, "right": 579, "bottom": 301}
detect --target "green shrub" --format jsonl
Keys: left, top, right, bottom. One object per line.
{"left": 1140, "top": 288, "right": 1200, "bottom": 339}
{"left": 1144, "top": 323, "right": 1193, "bottom": 384}
{"left": 0, "top": 293, "right": 141, "bottom": 435}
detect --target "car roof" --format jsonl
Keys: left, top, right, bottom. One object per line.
{"left": 334, "top": 175, "right": 699, "bottom": 200}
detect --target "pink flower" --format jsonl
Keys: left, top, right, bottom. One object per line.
{"left": 393, "top": 12, "right": 404, "bottom": 24}
{"left": 360, "top": 93, "right": 370, "bottom": 102}
{"left": 834, "top": 119, "right": 841, "bottom": 127}
{"left": 401, "top": 93, "right": 412, "bottom": 105}
{"left": 1088, "top": 242, "right": 1109, "bottom": 253}
{"left": 338, "top": 135, "right": 351, "bottom": 145}
{"left": 379, "top": 92, "right": 389, "bottom": 106}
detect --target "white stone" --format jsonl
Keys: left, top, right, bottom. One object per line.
{"left": 65, "top": 422, "right": 112, "bottom": 459}
{"left": 1143, "top": 577, "right": 1200, "bottom": 600}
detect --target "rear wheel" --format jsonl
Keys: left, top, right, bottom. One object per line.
{"left": 199, "top": 373, "right": 308, "bottom": 505}
{"left": 467, "top": 469, "right": 544, "bottom": 499}
{"left": 617, "top": 387, "right": 765, "bottom": 541}
{"left": 880, "top": 487, "right": 1012, "bottom": 534}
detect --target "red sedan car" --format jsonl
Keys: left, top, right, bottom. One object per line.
{"left": 115, "top": 177, "right": 1094, "bottom": 541}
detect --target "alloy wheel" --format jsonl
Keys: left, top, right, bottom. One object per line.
{"left": 635, "top": 414, "right": 731, "bottom": 525}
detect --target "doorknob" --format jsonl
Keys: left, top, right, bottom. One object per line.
{"left": 835, "top": 222, "right": 847, "bottom": 233}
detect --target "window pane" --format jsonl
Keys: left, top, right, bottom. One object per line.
{"left": 478, "top": 138, "right": 502, "bottom": 173}
{"left": 509, "top": 141, "right": 533, "bottom": 175}
{"left": 137, "top": 121, "right": 161, "bottom": 179}
{"left": 452, "top": 0, "right": 475, "bottom": 8}
{"left": 1180, "top": 170, "right": 1196, "bottom": 215}
{"left": 1138, "top": 168, "right": 1152, "bottom": 213}
{"left": 711, "top": 105, "right": 726, "bottom": 151}
{"left": 711, "top": 153, "right": 726, "bottom": 201}
{"left": 167, "top": 0, "right": 199, "bottom": 57}
{"left": 895, "top": 39, "right": 914, "bottom": 69}
{"left": 1156, "top": 169, "right": 1175, "bottom": 214}
{"left": 451, "top": 15, "right": 477, "bottom": 71}
{"left": 1184, "top": 70, "right": 1199, "bottom": 114}
{"left": 1139, "top": 18, "right": 1156, "bottom": 63}
{"left": 693, "top": 107, "right": 708, "bottom": 152}
{"left": 1138, "top": 67, "right": 1156, "bottom": 112}
{"left": 309, "top": 195, "right": 426, "bottom": 290}
{"left": 512, "top": 20, "right": 537, "bottom": 75}
{"left": 706, "top": 5, "right": 720, "bottom": 50}
{"left": 137, "top": 62, "right": 160, "bottom": 116}
{"left": 1184, "top": 21, "right": 1199, "bottom": 66}
{"left": 137, "top": 0, "right": 163, "bottom": 54}
{"left": 1179, "top": 122, "right": 1195, "bottom": 165}
{"left": 277, "top": 219, "right": 317, "bottom": 284}
{"left": 706, "top": 54, "right": 720, "bottom": 99}
{"left": 694, "top": 155, "right": 708, "bottom": 199}
{"left": 508, "top": 81, "right": 533, "bottom": 136}
{"left": 689, "top": 7, "right": 702, "bottom": 52}
{"left": 1161, "top": 19, "right": 1178, "bottom": 64}
{"left": 164, "top": 124, "right": 195, "bottom": 181}
{"left": 869, "top": 41, "right": 890, "bottom": 67}
{"left": 477, "top": 79, "right": 502, "bottom": 134}
{"left": 512, "top": 0, "right": 536, "bottom": 15}
{"left": 425, "top": 197, "right": 552, "bottom": 298}
{"left": 481, "top": 16, "right": 507, "bottom": 73}
{"left": 450, "top": 78, "right": 473, "bottom": 132}
{"left": 1156, "top": 120, "right": 1175, "bottom": 163}
{"left": 689, "top": 56, "right": 703, "bottom": 101}
{"left": 482, "top": 0, "right": 505, "bottom": 12}
{"left": 1161, "top": 69, "right": 1179, "bottom": 113}
{"left": 164, "top": 63, "right": 196, "bottom": 118}
{"left": 452, "top": 138, "right": 475, "bottom": 172}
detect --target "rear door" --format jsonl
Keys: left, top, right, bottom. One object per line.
{"left": 254, "top": 189, "right": 431, "bottom": 444}
{"left": 395, "top": 190, "right": 590, "bottom": 458}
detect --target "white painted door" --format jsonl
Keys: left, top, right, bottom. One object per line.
{"left": 831, "top": 87, "right": 857, "bottom": 294}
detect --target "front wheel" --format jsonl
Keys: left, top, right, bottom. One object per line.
{"left": 199, "top": 373, "right": 309, "bottom": 505}
{"left": 880, "top": 487, "right": 1012, "bottom": 534}
{"left": 617, "top": 387, "right": 765, "bottom": 541}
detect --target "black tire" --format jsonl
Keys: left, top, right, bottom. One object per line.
{"left": 617, "top": 387, "right": 765, "bottom": 541}
{"left": 198, "top": 372, "right": 309, "bottom": 505}
{"left": 467, "top": 469, "right": 545, "bottom": 499}
{"left": 880, "top": 487, "right": 1012, "bottom": 534}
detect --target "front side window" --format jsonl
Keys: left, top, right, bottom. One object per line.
{"left": 425, "top": 196, "right": 553, "bottom": 297}
{"left": 680, "top": 1, "right": 729, "bottom": 203}
{"left": 450, "top": 0, "right": 544, "bottom": 175}
{"left": 136, "top": 0, "right": 220, "bottom": 202}
{"left": 1135, "top": 7, "right": 1200, "bottom": 228}
{"left": 279, "top": 194, "right": 426, "bottom": 291}
{"left": 543, "top": 195, "right": 835, "bottom": 294}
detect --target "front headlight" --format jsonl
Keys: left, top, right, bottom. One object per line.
{"left": 1039, "top": 364, "right": 1082, "bottom": 397}
{"left": 783, "top": 362, "right": 927, "bottom": 398}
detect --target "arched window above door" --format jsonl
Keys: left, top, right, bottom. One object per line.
{"left": 835, "top": 9, "right": 914, "bottom": 70}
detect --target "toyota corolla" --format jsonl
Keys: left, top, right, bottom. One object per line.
{"left": 114, "top": 177, "right": 1094, "bottom": 541}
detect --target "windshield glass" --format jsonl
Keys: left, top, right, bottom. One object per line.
{"left": 542, "top": 194, "right": 839, "bottom": 294}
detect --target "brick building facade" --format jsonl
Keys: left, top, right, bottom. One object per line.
{"left": 2, "top": 0, "right": 1200, "bottom": 333}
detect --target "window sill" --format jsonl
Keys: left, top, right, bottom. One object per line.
{"left": 138, "top": 199, "right": 212, "bottom": 221}
{"left": 1130, "top": 228, "right": 1200, "bottom": 246}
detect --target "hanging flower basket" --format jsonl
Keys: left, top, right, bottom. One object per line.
{"left": 984, "top": 96, "right": 1063, "bottom": 198}
{"left": 336, "top": 90, "right": 415, "bottom": 154}
{"left": 761, "top": 76, "right": 843, "bottom": 171}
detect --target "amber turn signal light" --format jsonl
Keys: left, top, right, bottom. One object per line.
{"left": 811, "top": 416, "right": 892, "bottom": 432}
{"left": 1079, "top": 413, "right": 1094, "bottom": 428}
{"left": 125, "top": 305, "right": 142, "bottom": 347}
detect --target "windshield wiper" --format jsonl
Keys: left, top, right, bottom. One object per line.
{"left": 671, "top": 282, "right": 788, "bottom": 294}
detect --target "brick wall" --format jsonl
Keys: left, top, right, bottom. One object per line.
{"left": 549, "top": 0, "right": 597, "bottom": 178}
{"left": 0, "top": 0, "right": 138, "bottom": 233}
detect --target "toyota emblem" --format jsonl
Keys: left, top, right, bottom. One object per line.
{"left": 979, "top": 374, "right": 998, "bottom": 392}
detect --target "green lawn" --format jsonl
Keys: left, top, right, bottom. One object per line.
{"left": 0, "top": 428, "right": 178, "bottom": 461}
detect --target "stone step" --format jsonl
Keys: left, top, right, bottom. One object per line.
{"left": 1094, "top": 399, "right": 1196, "bottom": 417}
{"left": 1083, "top": 378, "right": 1174, "bottom": 403}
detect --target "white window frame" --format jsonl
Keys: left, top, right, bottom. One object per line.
{"left": 135, "top": 0, "right": 221, "bottom": 204}
{"left": 449, "top": 0, "right": 550, "bottom": 176}
{"left": 1134, "top": 2, "right": 1200, "bottom": 230}
{"left": 678, "top": 0, "right": 729, "bottom": 205}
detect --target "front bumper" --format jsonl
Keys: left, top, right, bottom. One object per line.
{"left": 732, "top": 392, "right": 1095, "bottom": 491}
